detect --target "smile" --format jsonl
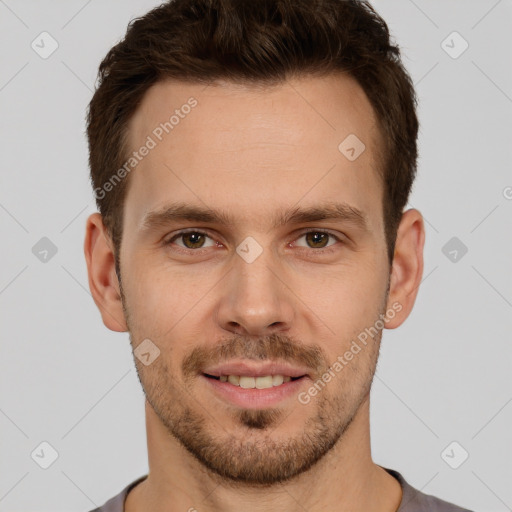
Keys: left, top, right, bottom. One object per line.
{"left": 203, "top": 373, "right": 305, "bottom": 389}
{"left": 201, "top": 373, "right": 309, "bottom": 409}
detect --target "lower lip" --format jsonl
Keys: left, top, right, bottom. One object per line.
{"left": 201, "top": 375, "right": 309, "bottom": 409}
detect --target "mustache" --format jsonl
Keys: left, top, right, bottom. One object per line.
{"left": 182, "top": 332, "right": 327, "bottom": 379}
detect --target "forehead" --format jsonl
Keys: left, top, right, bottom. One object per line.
{"left": 123, "top": 73, "right": 384, "bottom": 235}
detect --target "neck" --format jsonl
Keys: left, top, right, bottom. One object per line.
{"left": 125, "top": 395, "right": 401, "bottom": 512}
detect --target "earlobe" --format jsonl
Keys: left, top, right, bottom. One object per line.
{"left": 385, "top": 208, "right": 425, "bottom": 330}
{"left": 84, "top": 213, "right": 128, "bottom": 332}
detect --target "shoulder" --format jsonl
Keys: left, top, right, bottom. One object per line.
{"left": 87, "top": 475, "right": 148, "bottom": 512}
{"left": 383, "top": 467, "right": 474, "bottom": 512}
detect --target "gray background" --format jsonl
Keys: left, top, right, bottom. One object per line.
{"left": 0, "top": 0, "right": 511, "bottom": 510}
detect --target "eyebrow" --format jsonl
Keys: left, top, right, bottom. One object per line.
{"left": 140, "top": 201, "right": 370, "bottom": 233}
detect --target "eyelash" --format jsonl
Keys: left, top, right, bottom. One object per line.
{"left": 163, "top": 229, "right": 344, "bottom": 255}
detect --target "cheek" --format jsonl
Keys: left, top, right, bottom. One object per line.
{"left": 121, "top": 257, "right": 173, "bottom": 329}
{"left": 123, "top": 256, "right": 216, "bottom": 341}
{"left": 314, "top": 262, "right": 385, "bottom": 319}
{"left": 306, "top": 271, "right": 387, "bottom": 367}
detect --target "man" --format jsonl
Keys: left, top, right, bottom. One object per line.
{"left": 84, "top": 0, "right": 473, "bottom": 510}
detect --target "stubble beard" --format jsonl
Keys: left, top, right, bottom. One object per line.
{"left": 119, "top": 267, "right": 387, "bottom": 486}
{"left": 128, "top": 330, "right": 383, "bottom": 486}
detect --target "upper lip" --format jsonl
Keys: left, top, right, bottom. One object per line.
{"left": 202, "top": 361, "right": 310, "bottom": 378}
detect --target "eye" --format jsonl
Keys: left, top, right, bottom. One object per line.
{"left": 294, "top": 230, "right": 341, "bottom": 250}
{"left": 165, "top": 230, "right": 218, "bottom": 250}
{"left": 163, "top": 229, "right": 343, "bottom": 254}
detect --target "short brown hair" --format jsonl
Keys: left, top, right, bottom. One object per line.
{"left": 87, "top": 0, "right": 419, "bottom": 273}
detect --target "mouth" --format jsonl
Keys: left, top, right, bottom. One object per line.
{"left": 203, "top": 373, "right": 306, "bottom": 389}
{"left": 200, "top": 361, "right": 312, "bottom": 408}
{"left": 201, "top": 368, "right": 310, "bottom": 409}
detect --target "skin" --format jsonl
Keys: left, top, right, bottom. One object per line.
{"left": 84, "top": 72, "right": 425, "bottom": 512}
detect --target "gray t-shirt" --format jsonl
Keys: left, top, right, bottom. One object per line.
{"left": 88, "top": 467, "right": 473, "bottom": 512}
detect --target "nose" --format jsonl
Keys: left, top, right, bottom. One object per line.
{"left": 215, "top": 248, "right": 295, "bottom": 337}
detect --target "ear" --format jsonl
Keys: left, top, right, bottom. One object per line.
{"left": 385, "top": 208, "right": 425, "bottom": 329}
{"left": 84, "top": 212, "right": 128, "bottom": 332}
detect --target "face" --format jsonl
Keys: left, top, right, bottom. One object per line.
{"left": 112, "top": 73, "right": 394, "bottom": 484}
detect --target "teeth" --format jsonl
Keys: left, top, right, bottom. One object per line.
{"left": 272, "top": 375, "right": 284, "bottom": 386}
{"left": 217, "top": 374, "right": 296, "bottom": 389}
{"left": 227, "top": 375, "right": 239, "bottom": 386}
{"left": 255, "top": 376, "right": 273, "bottom": 389}
{"left": 240, "top": 376, "right": 255, "bottom": 388}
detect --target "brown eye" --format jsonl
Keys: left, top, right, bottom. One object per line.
{"left": 295, "top": 231, "right": 339, "bottom": 250}
{"left": 166, "top": 231, "right": 216, "bottom": 250}
{"left": 305, "top": 232, "right": 329, "bottom": 248}
{"left": 180, "top": 232, "right": 206, "bottom": 249}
